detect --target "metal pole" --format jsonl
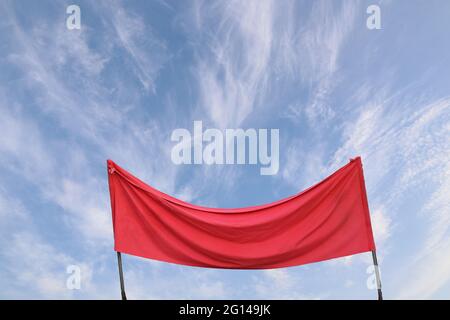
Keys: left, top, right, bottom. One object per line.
{"left": 371, "top": 250, "right": 383, "bottom": 300}
{"left": 117, "top": 252, "right": 127, "bottom": 300}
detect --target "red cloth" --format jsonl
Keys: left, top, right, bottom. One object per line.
{"left": 107, "top": 157, "right": 375, "bottom": 269}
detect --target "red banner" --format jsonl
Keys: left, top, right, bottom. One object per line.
{"left": 107, "top": 157, "right": 375, "bottom": 269}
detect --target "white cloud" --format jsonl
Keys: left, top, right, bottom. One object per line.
{"left": 281, "top": 141, "right": 327, "bottom": 189}
{"left": 304, "top": 3, "right": 357, "bottom": 122}
{"left": 0, "top": 187, "right": 28, "bottom": 226}
{"left": 1, "top": 231, "right": 98, "bottom": 299}
{"left": 0, "top": 2, "right": 183, "bottom": 299}
{"left": 251, "top": 269, "right": 320, "bottom": 299}
{"left": 193, "top": 0, "right": 274, "bottom": 128}
{"left": 49, "top": 179, "right": 112, "bottom": 243}
{"left": 276, "top": 1, "right": 359, "bottom": 124}
{"left": 0, "top": 101, "right": 55, "bottom": 180}
{"left": 397, "top": 236, "right": 450, "bottom": 299}
{"left": 0, "top": 184, "right": 105, "bottom": 299}
{"left": 396, "top": 159, "right": 450, "bottom": 299}
{"left": 1, "top": 0, "right": 449, "bottom": 300}
{"left": 121, "top": 262, "right": 230, "bottom": 299}
{"left": 0, "top": 2, "right": 181, "bottom": 245}
{"left": 106, "top": 1, "right": 169, "bottom": 93}
{"left": 370, "top": 206, "right": 392, "bottom": 249}
{"left": 330, "top": 93, "right": 450, "bottom": 298}
{"left": 191, "top": 1, "right": 359, "bottom": 127}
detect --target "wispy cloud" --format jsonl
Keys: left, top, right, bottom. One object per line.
{"left": 191, "top": 0, "right": 359, "bottom": 127}
{"left": 301, "top": 1, "right": 358, "bottom": 123}
{"left": 275, "top": 1, "right": 359, "bottom": 124}
{"left": 2, "top": 232, "right": 75, "bottom": 299}
{"left": 0, "top": 187, "right": 93, "bottom": 299}
{"left": 251, "top": 269, "right": 321, "bottom": 299}
{"left": 0, "top": 0, "right": 180, "bottom": 298}
{"left": 396, "top": 150, "right": 450, "bottom": 299}
{"left": 1, "top": 0, "right": 450, "bottom": 299}
{"left": 192, "top": 0, "right": 275, "bottom": 128}
{"left": 331, "top": 93, "right": 450, "bottom": 298}
{"left": 104, "top": 1, "right": 169, "bottom": 93}
{"left": 0, "top": 0, "right": 180, "bottom": 243}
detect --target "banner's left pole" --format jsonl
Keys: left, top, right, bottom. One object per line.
{"left": 117, "top": 252, "right": 127, "bottom": 300}
{"left": 371, "top": 250, "right": 383, "bottom": 300}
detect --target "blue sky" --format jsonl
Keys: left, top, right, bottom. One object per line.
{"left": 0, "top": 0, "right": 449, "bottom": 299}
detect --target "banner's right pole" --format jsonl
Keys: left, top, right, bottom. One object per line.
{"left": 117, "top": 251, "right": 127, "bottom": 300}
{"left": 371, "top": 250, "right": 383, "bottom": 300}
